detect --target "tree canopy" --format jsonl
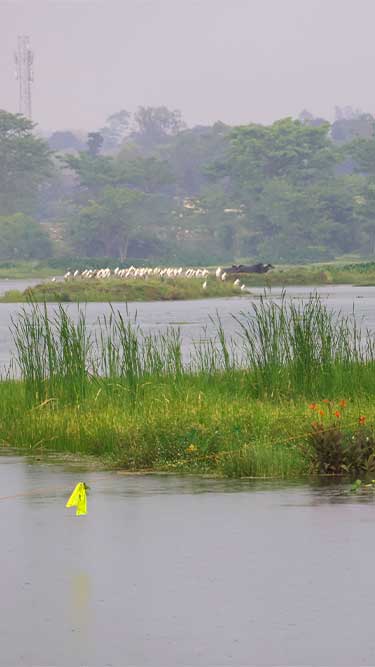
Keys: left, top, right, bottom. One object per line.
{"left": 71, "top": 186, "right": 145, "bottom": 260}
{"left": 4, "top": 104, "right": 375, "bottom": 264}
{"left": 0, "top": 110, "right": 52, "bottom": 215}
{"left": 0, "top": 213, "right": 52, "bottom": 260}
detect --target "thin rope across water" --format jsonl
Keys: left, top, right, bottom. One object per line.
{"left": 0, "top": 417, "right": 368, "bottom": 501}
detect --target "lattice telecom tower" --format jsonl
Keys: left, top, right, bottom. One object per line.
{"left": 14, "top": 35, "right": 34, "bottom": 119}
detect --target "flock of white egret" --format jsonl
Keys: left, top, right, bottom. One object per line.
{"left": 62, "top": 266, "right": 248, "bottom": 291}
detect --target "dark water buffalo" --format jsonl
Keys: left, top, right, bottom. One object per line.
{"left": 224, "top": 263, "right": 274, "bottom": 274}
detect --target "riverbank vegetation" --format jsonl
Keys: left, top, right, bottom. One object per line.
{"left": 0, "top": 261, "right": 59, "bottom": 280}
{"left": 1, "top": 296, "right": 375, "bottom": 478}
{"left": 240, "top": 261, "right": 375, "bottom": 287}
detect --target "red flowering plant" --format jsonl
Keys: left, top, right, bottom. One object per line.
{"left": 307, "top": 401, "right": 375, "bottom": 475}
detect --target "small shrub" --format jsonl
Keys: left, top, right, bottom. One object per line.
{"left": 309, "top": 421, "right": 345, "bottom": 474}
{"left": 308, "top": 403, "right": 375, "bottom": 475}
{"left": 343, "top": 428, "right": 375, "bottom": 475}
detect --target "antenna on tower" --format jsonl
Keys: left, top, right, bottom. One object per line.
{"left": 14, "top": 35, "right": 34, "bottom": 119}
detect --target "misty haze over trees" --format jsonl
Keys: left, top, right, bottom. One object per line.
{"left": 2, "top": 104, "right": 375, "bottom": 265}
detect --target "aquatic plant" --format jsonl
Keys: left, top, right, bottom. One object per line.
{"left": 11, "top": 303, "right": 91, "bottom": 405}
{"left": 10, "top": 293, "right": 375, "bottom": 406}
{"left": 5, "top": 295, "right": 375, "bottom": 477}
{"left": 307, "top": 401, "right": 375, "bottom": 475}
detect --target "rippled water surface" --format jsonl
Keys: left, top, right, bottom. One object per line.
{"left": 1, "top": 456, "right": 375, "bottom": 666}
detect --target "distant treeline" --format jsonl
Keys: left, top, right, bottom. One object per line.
{"left": 2, "top": 104, "right": 375, "bottom": 264}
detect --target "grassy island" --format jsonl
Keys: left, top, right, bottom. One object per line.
{"left": 0, "top": 277, "right": 247, "bottom": 303}
{"left": 1, "top": 295, "right": 375, "bottom": 479}
{"left": 3, "top": 260, "right": 375, "bottom": 304}
{"left": 3, "top": 259, "right": 375, "bottom": 296}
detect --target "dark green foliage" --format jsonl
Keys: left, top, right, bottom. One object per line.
{"left": 308, "top": 423, "right": 345, "bottom": 474}
{"left": 86, "top": 132, "right": 103, "bottom": 157}
{"left": 160, "top": 121, "right": 231, "bottom": 194}
{"left": 0, "top": 214, "right": 52, "bottom": 260}
{"left": 0, "top": 110, "right": 51, "bottom": 215}
{"left": 309, "top": 422, "right": 375, "bottom": 476}
{"left": 99, "top": 110, "right": 131, "bottom": 151}
{"left": 48, "top": 131, "right": 84, "bottom": 152}
{"left": 331, "top": 113, "right": 375, "bottom": 144}
{"left": 8, "top": 105, "right": 375, "bottom": 263}
{"left": 226, "top": 118, "right": 335, "bottom": 187}
{"left": 70, "top": 186, "right": 144, "bottom": 259}
{"left": 45, "top": 110, "right": 375, "bottom": 263}
{"left": 132, "top": 106, "right": 185, "bottom": 151}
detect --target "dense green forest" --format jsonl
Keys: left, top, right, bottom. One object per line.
{"left": 2, "top": 104, "right": 375, "bottom": 265}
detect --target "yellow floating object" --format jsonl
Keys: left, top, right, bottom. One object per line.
{"left": 66, "top": 482, "right": 87, "bottom": 516}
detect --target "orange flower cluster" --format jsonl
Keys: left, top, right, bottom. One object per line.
{"left": 307, "top": 400, "right": 367, "bottom": 426}
{"left": 308, "top": 399, "right": 347, "bottom": 420}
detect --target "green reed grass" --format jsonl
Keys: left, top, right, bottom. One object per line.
{"left": 11, "top": 304, "right": 92, "bottom": 405}
{"left": 234, "top": 293, "right": 375, "bottom": 399}
{"left": 6, "top": 293, "right": 375, "bottom": 476}
{"left": 10, "top": 294, "right": 375, "bottom": 406}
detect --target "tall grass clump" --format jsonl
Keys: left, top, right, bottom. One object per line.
{"left": 11, "top": 303, "right": 92, "bottom": 406}
{"left": 235, "top": 293, "right": 375, "bottom": 399}
{"left": 11, "top": 295, "right": 375, "bottom": 407}
{"left": 11, "top": 303, "right": 186, "bottom": 408}
{"left": 190, "top": 313, "right": 238, "bottom": 384}
{"left": 94, "top": 308, "right": 184, "bottom": 404}
{"left": 7, "top": 295, "right": 375, "bottom": 476}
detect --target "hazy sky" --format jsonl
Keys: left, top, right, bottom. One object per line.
{"left": 1, "top": 0, "right": 375, "bottom": 132}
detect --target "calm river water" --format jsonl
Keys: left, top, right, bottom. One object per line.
{"left": 1, "top": 456, "right": 375, "bottom": 666}
{"left": 2, "top": 280, "right": 375, "bottom": 371}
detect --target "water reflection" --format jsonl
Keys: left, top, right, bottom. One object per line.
{"left": 9, "top": 453, "right": 375, "bottom": 505}
{"left": 2, "top": 456, "right": 375, "bottom": 666}
{"left": 70, "top": 571, "right": 91, "bottom": 638}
